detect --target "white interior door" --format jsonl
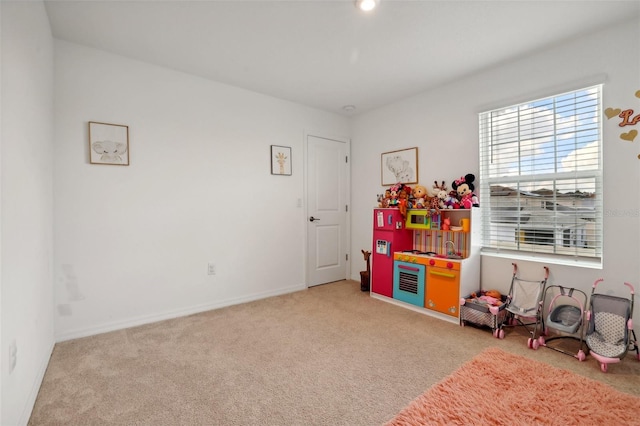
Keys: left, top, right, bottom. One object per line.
{"left": 306, "top": 135, "right": 349, "bottom": 286}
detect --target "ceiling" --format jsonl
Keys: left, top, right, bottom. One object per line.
{"left": 43, "top": 0, "right": 639, "bottom": 116}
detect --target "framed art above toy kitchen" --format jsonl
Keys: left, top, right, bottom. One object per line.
{"left": 381, "top": 147, "right": 418, "bottom": 185}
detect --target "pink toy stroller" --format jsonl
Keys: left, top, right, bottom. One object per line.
{"left": 585, "top": 279, "right": 639, "bottom": 372}
{"left": 494, "top": 263, "right": 549, "bottom": 343}
{"left": 536, "top": 285, "right": 588, "bottom": 361}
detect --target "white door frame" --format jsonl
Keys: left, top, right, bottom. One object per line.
{"left": 303, "top": 130, "right": 351, "bottom": 287}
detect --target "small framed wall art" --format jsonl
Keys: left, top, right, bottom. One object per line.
{"left": 88, "top": 121, "right": 130, "bottom": 166}
{"left": 271, "top": 145, "right": 292, "bottom": 176}
{"left": 381, "top": 147, "right": 418, "bottom": 185}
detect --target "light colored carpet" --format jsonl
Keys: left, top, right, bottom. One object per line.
{"left": 386, "top": 347, "right": 640, "bottom": 425}
{"left": 29, "top": 280, "right": 640, "bottom": 425}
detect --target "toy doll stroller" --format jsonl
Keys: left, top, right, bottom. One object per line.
{"left": 493, "top": 263, "right": 548, "bottom": 345}
{"left": 585, "top": 279, "right": 639, "bottom": 373}
{"left": 536, "top": 285, "right": 588, "bottom": 361}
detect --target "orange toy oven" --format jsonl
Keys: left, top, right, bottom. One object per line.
{"left": 425, "top": 258, "right": 461, "bottom": 317}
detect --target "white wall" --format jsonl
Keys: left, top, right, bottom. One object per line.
{"left": 5, "top": 4, "right": 638, "bottom": 423}
{"left": 351, "top": 18, "right": 640, "bottom": 320}
{"left": 53, "top": 40, "right": 350, "bottom": 340}
{"left": 1, "top": 2, "right": 55, "bottom": 425}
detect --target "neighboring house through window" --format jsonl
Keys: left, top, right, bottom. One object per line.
{"left": 479, "top": 85, "right": 602, "bottom": 267}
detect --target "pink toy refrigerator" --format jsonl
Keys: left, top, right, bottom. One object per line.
{"left": 371, "top": 209, "right": 413, "bottom": 298}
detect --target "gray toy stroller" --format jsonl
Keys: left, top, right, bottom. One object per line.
{"left": 585, "top": 279, "right": 639, "bottom": 372}
{"left": 536, "top": 285, "right": 588, "bottom": 361}
{"left": 494, "top": 263, "right": 549, "bottom": 344}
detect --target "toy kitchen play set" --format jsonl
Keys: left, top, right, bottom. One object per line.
{"left": 371, "top": 176, "right": 481, "bottom": 324}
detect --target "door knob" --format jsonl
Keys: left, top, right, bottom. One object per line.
{"left": 309, "top": 216, "right": 320, "bottom": 222}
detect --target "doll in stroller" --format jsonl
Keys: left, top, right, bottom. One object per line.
{"left": 585, "top": 279, "right": 640, "bottom": 372}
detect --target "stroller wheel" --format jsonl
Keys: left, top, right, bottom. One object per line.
{"left": 527, "top": 338, "right": 533, "bottom": 349}
{"left": 577, "top": 350, "right": 586, "bottom": 362}
{"left": 537, "top": 336, "right": 545, "bottom": 346}
{"left": 532, "top": 339, "right": 539, "bottom": 350}
{"left": 498, "top": 329, "right": 505, "bottom": 339}
{"left": 600, "top": 363, "right": 608, "bottom": 373}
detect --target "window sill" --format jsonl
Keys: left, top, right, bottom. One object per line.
{"left": 480, "top": 250, "right": 602, "bottom": 270}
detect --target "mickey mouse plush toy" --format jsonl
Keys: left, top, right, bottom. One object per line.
{"left": 451, "top": 174, "right": 479, "bottom": 209}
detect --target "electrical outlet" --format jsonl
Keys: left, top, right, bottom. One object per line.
{"left": 9, "top": 339, "right": 17, "bottom": 373}
{"left": 208, "top": 263, "right": 216, "bottom": 275}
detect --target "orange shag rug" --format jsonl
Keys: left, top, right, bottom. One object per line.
{"left": 387, "top": 347, "right": 640, "bottom": 426}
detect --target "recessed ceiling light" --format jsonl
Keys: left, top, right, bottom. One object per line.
{"left": 355, "top": 0, "right": 378, "bottom": 12}
{"left": 342, "top": 105, "right": 356, "bottom": 112}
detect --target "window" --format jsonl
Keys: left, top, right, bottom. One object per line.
{"left": 479, "top": 85, "right": 602, "bottom": 266}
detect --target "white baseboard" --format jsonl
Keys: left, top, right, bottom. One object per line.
{"left": 370, "top": 292, "right": 459, "bottom": 325}
{"left": 18, "top": 339, "right": 55, "bottom": 426}
{"left": 55, "top": 284, "right": 307, "bottom": 342}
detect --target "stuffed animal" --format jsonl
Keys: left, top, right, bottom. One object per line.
{"left": 470, "top": 289, "right": 503, "bottom": 306}
{"left": 484, "top": 289, "right": 502, "bottom": 300}
{"left": 377, "top": 190, "right": 391, "bottom": 208}
{"left": 431, "top": 180, "right": 448, "bottom": 212}
{"left": 412, "top": 185, "right": 429, "bottom": 209}
{"left": 452, "top": 174, "right": 479, "bottom": 209}
{"left": 426, "top": 181, "right": 440, "bottom": 212}
{"left": 388, "top": 183, "right": 401, "bottom": 206}
{"left": 444, "top": 190, "right": 460, "bottom": 209}
{"left": 442, "top": 217, "right": 451, "bottom": 231}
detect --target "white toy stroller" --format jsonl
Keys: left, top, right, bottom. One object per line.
{"left": 536, "top": 285, "right": 588, "bottom": 361}
{"left": 585, "top": 279, "right": 639, "bottom": 372}
{"left": 494, "top": 263, "right": 549, "bottom": 345}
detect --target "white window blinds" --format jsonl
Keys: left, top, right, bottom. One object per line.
{"left": 479, "top": 85, "right": 603, "bottom": 265}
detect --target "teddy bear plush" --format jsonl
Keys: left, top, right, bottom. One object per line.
{"left": 451, "top": 174, "right": 479, "bottom": 209}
